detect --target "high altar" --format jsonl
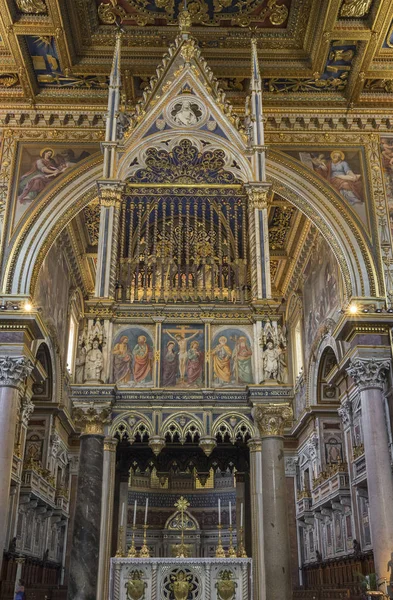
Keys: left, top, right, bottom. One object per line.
{"left": 109, "top": 558, "right": 252, "bottom": 600}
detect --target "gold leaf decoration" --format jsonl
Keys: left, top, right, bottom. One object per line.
{"left": 16, "top": 0, "right": 47, "bottom": 14}
{"left": 0, "top": 74, "right": 19, "bottom": 88}
{"left": 340, "top": 0, "right": 373, "bottom": 17}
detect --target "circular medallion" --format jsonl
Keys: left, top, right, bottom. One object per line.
{"left": 166, "top": 96, "right": 206, "bottom": 129}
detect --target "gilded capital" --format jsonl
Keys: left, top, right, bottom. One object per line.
{"left": 246, "top": 185, "right": 272, "bottom": 210}
{"left": 347, "top": 358, "right": 390, "bottom": 391}
{"left": 0, "top": 356, "right": 33, "bottom": 389}
{"left": 73, "top": 405, "right": 111, "bottom": 436}
{"left": 104, "top": 437, "right": 118, "bottom": 452}
{"left": 97, "top": 182, "right": 124, "bottom": 208}
{"left": 248, "top": 438, "right": 262, "bottom": 453}
{"left": 253, "top": 403, "right": 293, "bottom": 437}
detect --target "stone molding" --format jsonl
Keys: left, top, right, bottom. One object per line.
{"left": 0, "top": 356, "right": 33, "bottom": 389}
{"left": 253, "top": 403, "right": 293, "bottom": 437}
{"left": 73, "top": 405, "right": 111, "bottom": 436}
{"left": 347, "top": 358, "right": 390, "bottom": 391}
{"left": 21, "top": 395, "right": 35, "bottom": 425}
{"left": 338, "top": 396, "right": 352, "bottom": 428}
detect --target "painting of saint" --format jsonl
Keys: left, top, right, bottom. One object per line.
{"left": 132, "top": 335, "right": 153, "bottom": 384}
{"left": 112, "top": 328, "right": 154, "bottom": 387}
{"left": 161, "top": 325, "right": 205, "bottom": 388}
{"left": 112, "top": 336, "right": 132, "bottom": 384}
{"left": 380, "top": 136, "right": 393, "bottom": 238}
{"left": 282, "top": 148, "right": 368, "bottom": 226}
{"left": 211, "top": 328, "right": 254, "bottom": 387}
{"left": 302, "top": 235, "right": 341, "bottom": 361}
{"left": 13, "top": 143, "right": 99, "bottom": 230}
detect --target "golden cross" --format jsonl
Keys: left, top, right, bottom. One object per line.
{"left": 166, "top": 326, "right": 200, "bottom": 337}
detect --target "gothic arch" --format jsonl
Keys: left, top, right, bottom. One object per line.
{"left": 307, "top": 336, "right": 341, "bottom": 407}
{"left": 2, "top": 148, "right": 378, "bottom": 304}
{"left": 110, "top": 411, "right": 154, "bottom": 442}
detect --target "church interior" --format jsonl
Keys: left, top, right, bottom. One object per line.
{"left": 1, "top": 0, "right": 393, "bottom": 599}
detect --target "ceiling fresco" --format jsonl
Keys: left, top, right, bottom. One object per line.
{"left": 0, "top": 0, "right": 392, "bottom": 108}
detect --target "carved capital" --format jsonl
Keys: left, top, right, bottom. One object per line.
{"left": 97, "top": 181, "right": 124, "bottom": 208}
{"left": 247, "top": 438, "right": 262, "bottom": 453}
{"left": 104, "top": 437, "right": 118, "bottom": 452}
{"left": 347, "top": 358, "right": 390, "bottom": 391}
{"left": 245, "top": 185, "right": 272, "bottom": 210}
{"left": 253, "top": 403, "right": 293, "bottom": 437}
{"left": 0, "top": 356, "right": 33, "bottom": 389}
{"left": 21, "top": 396, "right": 35, "bottom": 426}
{"left": 338, "top": 397, "right": 352, "bottom": 428}
{"left": 73, "top": 405, "right": 111, "bottom": 436}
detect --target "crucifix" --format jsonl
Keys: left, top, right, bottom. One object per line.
{"left": 174, "top": 496, "right": 190, "bottom": 558}
{"left": 165, "top": 326, "right": 202, "bottom": 382}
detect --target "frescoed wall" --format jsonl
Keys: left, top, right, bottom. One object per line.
{"left": 160, "top": 325, "right": 205, "bottom": 388}
{"left": 111, "top": 326, "right": 154, "bottom": 387}
{"left": 211, "top": 327, "right": 254, "bottom": 388}
{"left": 282, "top": 148, "right": 368, "bottom": 226}
{"left": 12, "top": 142, "right": 99, "bottom": 229}
{"left": 34, "top": 238, "right": 72, "bottom": 358}
{"left": 302, "top": 236, "right": 341, "bottom": 362}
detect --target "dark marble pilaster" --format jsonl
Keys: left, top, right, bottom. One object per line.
{"left": 67, "top": 434, "right": 104, "bottom": 600}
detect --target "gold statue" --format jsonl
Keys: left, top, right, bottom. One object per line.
{"left": 125, "top": 570, "right": 146, "bottom": 600}
{"left": 216, "top": 570, "right": 237, "bottom": 600}
{"left": 170, "top": 571, "right": 192, "bottom": 600}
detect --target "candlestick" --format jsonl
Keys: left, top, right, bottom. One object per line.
{"left": 218, "top": 498, "right": 221, "bottom": 525}
{"left": 139, "top": 524, "right": 150, "bottom": 558}
{"left": 133, "top": 500, "right": 137, "bottom": 527}
{"left": 215, "top": 523, "right": 226, "bottom": 558}
{"left": 229, "top": 501, "right": 232, "bottom": 527}
{"left": 127, "top": 525, "right": 138, "bottom": 558}
{"left": 237, "top": 526, "right": 247, "bottom": 558}
{"left": 121, "top": 502, "right": 125, "bottom": 527}
{"left": 115, "top": 525, "right": 125, "bottom": 557}
{"left": 227, "top": 525, "right": 237, "bottom": 558}
{"left": 144, "top": 498, "right": 149, "bottom": 525}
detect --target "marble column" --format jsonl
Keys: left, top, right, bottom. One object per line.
{"left": 97, "top": 437, "right": 118, "bottom": 600}
{"left": 95, "top": 184, "right": 123, "bottom": 300}
{"left": 347, "top": 358, "right": 393, "bottom": 587}
{"left": 254, "top": 403, "right": 293, "bottom": 600}
{"left": 67, "top": 406, "right": 110, "bottom": 600}
{"left": 248, "top": 439, "right": 265, "bottom": 600}
{"left": 0, "top": 356, "right": 33, "bottom": 574}
{"left": 245, "top": 186, "right": 272, "bottom": 300}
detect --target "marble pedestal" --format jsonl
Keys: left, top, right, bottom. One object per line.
{"left": 109, "top": 557, "right": 252, "bottom": 600}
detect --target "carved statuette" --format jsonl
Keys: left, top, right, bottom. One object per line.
{"left": 260, "top": 321, "right": 288, "bottom": 384}
{"left": 340, "top": 0, "right": 373, "bottom": 18}
{"left": 84, "top": 339, "right": 104, "bottom": 383}
{"left": 216, "top": 570, "right": 237, "bottom": 600}
{"left": 253, "top": 403, "right": 293, "bottom": 437}
{"left": 347, "top": 358, "right": 390, "bottom": 391}
{"left": 125, "top": 570, "right": 146, "bottom": 600}
{"left": 0, "top": 356, "right": 33, "bottom": 388}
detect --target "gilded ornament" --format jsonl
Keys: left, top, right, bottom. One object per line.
{"left": 216, "top": 571, "right": 237, "bottom": 600}
{"left": 98, "top": 1, "right": 126, "bottom": 24}
{"left": 179, "top": 8, "right": 192, "bottom": 33}
{"left": 253, "top": 403, "right": 293, "bottom": 437}
{"left": 180, "top": 40, "right": 196, "bottom": 63}
{"left": 125, "top": 571, "right": 146, "bottom": 600}
{"left": 246, "top": 186, "right": 272, "bottom": 210}
{"left": 170, "top": 571, "right": 193, "bottom": 600}
{"left": 340, "top": 0, "right": 373, "bottom": 17}
{"left": 16, "top": 0, "right": 47, "bottom": 13}
{"left": 73, "top": 406, "right": 111, "bottom": 435}
{"left": 0, "top": 74, "right": 19, "bottom": 88}
{"left": 268, "top": 0, "right": 288, "bottom": 26}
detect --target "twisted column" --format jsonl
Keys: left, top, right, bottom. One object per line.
{"left": 67, "top": 406, "right": 110, "bottom": 600}
{"left": 95, "top": 183, "right": 124, "bottom": 299}
{"left": 245, "top": 185, "right": 272, "bottom": 300}
{"left": 0, "top": 356, "right": 33, "bottom": 574}
{"left": 254, "top": 403, "right": 293, "bottom": 600}
{"left": 347, "top": 357, "right": 393, "bottom": 587}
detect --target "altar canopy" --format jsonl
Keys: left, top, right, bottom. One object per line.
{"left": 109, "top": 558, "right": 252, "bottom": 600}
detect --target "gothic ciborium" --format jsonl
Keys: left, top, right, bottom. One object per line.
{"left": 170, "top": 570, "right": 193, "bottom": 600}
{"left": 125, "top": 570, "right": 146, "bottom": 600}
{"left": 216, "top": 570, "right": 237, "bottom": 600}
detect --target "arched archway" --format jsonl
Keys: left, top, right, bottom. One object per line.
{"left": 2, "top": 150, "right": 378, "bottom": 303}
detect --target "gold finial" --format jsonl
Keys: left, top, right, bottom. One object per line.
{"left": 179, "top": 0, "right": 192, "bottom": 35}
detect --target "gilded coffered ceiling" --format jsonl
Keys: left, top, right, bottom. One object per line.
{"left": 0, "top": 0, "right": 393, "bottom": 109}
